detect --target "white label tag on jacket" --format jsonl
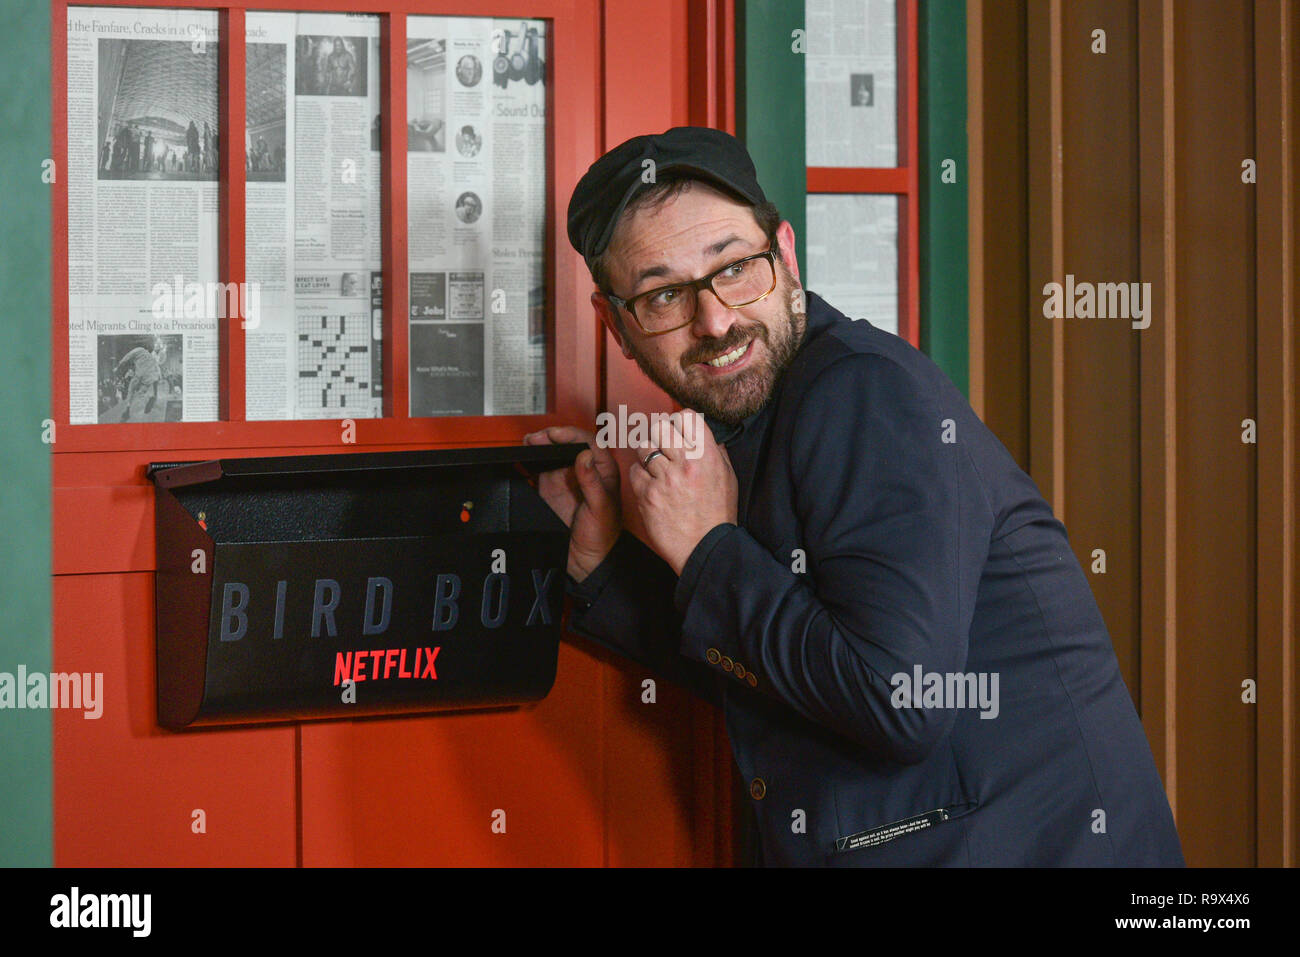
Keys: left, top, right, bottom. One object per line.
{"left": 835, "top": 808, "right": 949, "bottom": 853}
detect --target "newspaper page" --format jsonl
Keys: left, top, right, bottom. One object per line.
{"left": 406, "top": 16, "right": 547, "bottom": 417}
{"left": 805, "top": 0, "right": 897, "bottom": 167}
{"left": 806, "top": 194, "right": 898, "bottom": 334}
{"left": 244, "top": 11, "right": 383, "bottom": 420}
{"left": 66, "top": 6, "right": 221, "bottom": 423}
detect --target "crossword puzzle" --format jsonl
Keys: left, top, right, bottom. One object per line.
{"left": 297, "top": 313, "right": 371, "bottom": 415}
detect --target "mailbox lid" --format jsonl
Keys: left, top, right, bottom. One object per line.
{"left": 148, "top": 443, "right": 583, "bottom": 544}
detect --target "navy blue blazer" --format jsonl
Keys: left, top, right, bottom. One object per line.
{"left": 566, "top": 291, "right": 1184, "bottom": 867}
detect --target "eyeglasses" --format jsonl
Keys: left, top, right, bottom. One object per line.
{"left": 606, "top": 247, "right": 780, "bottom": 336}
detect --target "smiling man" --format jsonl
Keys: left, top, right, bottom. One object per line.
{"left": 526, "top": 126, "right": 1183, "bottom": 867}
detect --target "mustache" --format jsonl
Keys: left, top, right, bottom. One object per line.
{"left": 681, "top": 322, "right": 769, "bottom": 366}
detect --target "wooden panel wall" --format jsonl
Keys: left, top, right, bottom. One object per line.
{"left": 968, "top": 0, "right": 1298, "bottom": 867}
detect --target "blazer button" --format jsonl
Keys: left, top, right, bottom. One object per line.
{"left": 749, "top": 778, "right": 767, "bottom": 800}
{"left": 746, "top": 672, "right": 757, "bottom": 688}
{"left": 706, "top": 648, "right": 721, "bottom": 665}
{"left": 720, "top": 656, "right": 734, "bottom": 672}
{"left": 733, "top": 663, "right": 746, "bottom": 680}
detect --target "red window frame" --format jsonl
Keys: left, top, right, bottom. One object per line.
{"left": 804, "top": 0, "right": 919, "bottom": 347}
{"left": 50, "top": 0, "right": 599, "bottom": 455}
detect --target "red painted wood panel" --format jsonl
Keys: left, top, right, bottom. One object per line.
{"left": 344, "top": 641, "right": 607, "bottom": 866}
{"left": 53, "top": 572, "right": 297, "bottom": 866}
{"left": 599, "top": 666, "right": 710, "bottom": 867}
{"left": 806, "top": 167, "right": 910, "bottom": 193}
{"left": 50, "top": 0, "right": 733, "bottom": 867}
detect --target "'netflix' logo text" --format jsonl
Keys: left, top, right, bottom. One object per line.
{"left": 334, "top": 646, "right": 439, "bottom": 686}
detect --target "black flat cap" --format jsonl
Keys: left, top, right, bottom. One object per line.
{"left": 566, "top": 126, "right": 768, "bottom": 262}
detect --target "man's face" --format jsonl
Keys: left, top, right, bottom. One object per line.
{"left": 597, "top": 183, "right": 805, "bottom": 426}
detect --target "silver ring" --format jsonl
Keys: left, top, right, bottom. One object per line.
{"left": 641, "top": 449, "right": 666, "bottom": 470}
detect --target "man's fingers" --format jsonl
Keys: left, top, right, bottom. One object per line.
{"left": 588, "top": 444, "right": 621, "bottom": 495}
{"left": 535, "top": 467, "right": 578, "bottom": 521}
{"left": 562, "top": 461, "right": 582, "bottom": 501}
{"left": 523, "top": 425, "right": 596, "bottom": 447}
{"left": 575, "top": 449, "right": 618, "bottom": 520}
{"left": 626, "top": 458, "right": 649, "bottom": 497}
{"left": 630, "top": 433, "right": 681, "bottom": 466}
{"left": 678, "top": 410, "right": 715, "bottom": 458}
{"left": 627, "top": 410, "right": 717, "bottom": 466}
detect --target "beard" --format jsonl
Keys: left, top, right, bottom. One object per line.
{"left": 626, "top": 267, "right": 808, "bottom": 427}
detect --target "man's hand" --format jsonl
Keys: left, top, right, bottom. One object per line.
{"left": 628, "top": 410, "right": 738, "bottom": 576}
{"left": 523, "top": 426, "right": 621, "bottom": 582}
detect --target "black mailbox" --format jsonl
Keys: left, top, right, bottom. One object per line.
{"left": 149, "top": 443, "right": 583, "bottom": 730}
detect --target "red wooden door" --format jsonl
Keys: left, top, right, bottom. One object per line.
{"left": 50, "top": 0, "right": 737, "bottom": 867}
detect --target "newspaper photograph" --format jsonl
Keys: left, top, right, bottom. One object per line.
{"left": 67, "top": 6, "right": 221, "bottom": 423}
{"left": 804, "top": 0, "right": 897, "bottom": 168}
{"left": 406, "top": 15, "right": 547, "bottom": 417}
{"left": 96, "top": 334, "right": 185, "bottom": 423}
{"left": 243, "top": 11, "right": 383, "bottom": 420}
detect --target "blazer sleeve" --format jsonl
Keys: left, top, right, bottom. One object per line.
{"left": 565, "top": 529, "right": 721, "bottom": 707}
{"left": 673, "top": 351, "right": 995, "bottom": 763}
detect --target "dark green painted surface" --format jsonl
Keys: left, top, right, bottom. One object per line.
{"left": 736, "top": 0, "right": 806, "bottom": 275}
{"left": 0, "top": 5, "right": 53, "bottom": 866}
{"left": 919, "top": 0, "right": 969, "bottom": 395}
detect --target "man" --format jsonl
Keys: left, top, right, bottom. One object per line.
{"left": 455, "top": 192, "right": 482, "bottom": 224}
{"left": 115, "top": 341, "right": 163, "bottom": 422}
{"left": 325, "top": 37, "right": 356, "bottom": 96}
{"left": 187, "top": 121, "right": 200, "bottom": 173}
{"left": 456, "top": 125, "right": 481, "bottom": 157}
{"left": 527, "top": 126, "right": 1183, "bottom": 867}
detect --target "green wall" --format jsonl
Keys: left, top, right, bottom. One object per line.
{"left": 919, "top": 0, "right": 969, "bottom": 395}
{"left": 0, "top": 5, "right": 54, "bottom": 866}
